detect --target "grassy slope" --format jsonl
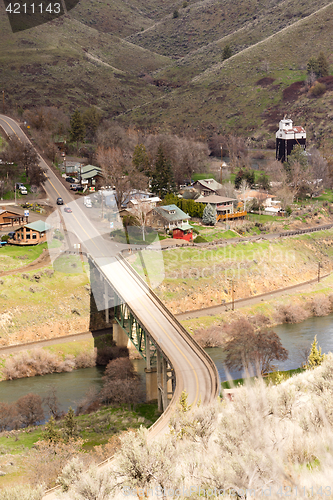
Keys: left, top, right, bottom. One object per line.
{"left": 1, "top": 0, "right": 333, "bottom": 136}
{"left": 118, "top": 1, "right": 333, "bottom": 138}
{"left": 0, "top": 3, "right": 171, "bottom": 114}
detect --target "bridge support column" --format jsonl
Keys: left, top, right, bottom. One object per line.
{"left": 145, "top": 367, "right": 158, "bottom": 402}
{"left": 104, "top": 281, "right": 109, "bottom": 324}
{"left": 156, "top": 350, "right": 170, "bottom": 411}
{"left": 113, "top": 323, "right": 129, "bottom": 348}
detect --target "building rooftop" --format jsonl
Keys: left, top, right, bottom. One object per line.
{"left": 154, "top": 204, "right": 190, "bottom": 222}
{"left": 194, "top": 178, "right": 223, "bottom": 191}
{"left": 23, "top": 221, "right": 52, "bottom": 232}
{"left": 195, "top": 195, "right": 236, "bottom": 204}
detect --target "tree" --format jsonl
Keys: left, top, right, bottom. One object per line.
{"left": 132, "top": 143, "right": 151, "bottom": 175}
{"left": 130, "top": 199, "right": 152, "bottom": 241}
{"left": 15, "top": 393, "right": 44, "bottom": 427}
{"left": 43, "top": 386, "right": 63, "bottom": 420}
{"left": 317, "top": 52, "right": 329, "bottom": 77}
{"left": 305, "top": 335, "right": 326, "bottom": 369}
{"left": 307, "top": 52, "right": 329, "bottom": 78}
{"left": 97, "top": 146, "right": 147, "bottom": 209}
{"left": 82, "top": 106, "right": 102, "bottom": 141}
{"left": 103, "top": 357, "right": 138, "bottom": 382}
{"left": 151, "top": 145, "right": 176, "bottom": 197}
{"left": 222, "top": 44, "right": 232, "bottom": 61}
{"left": 100, "top": 357, "right": 144, "bottom": 409}
{"left": 202, "top": 203, "right": 216, "bottom": 225}
{"left": 257, "top": 173, "right": 270, "bottom": 191}
{"left": 223, "top": 318, "right": 288, "bottom": 375}
{"left": 69, "top": 110, "right": 85, "bottom": 149}
{"left": 63, "top": 407, "right": 79, "bottom": 441}
{"left": 43, "top": 416, "right": 62, "bottom": 443}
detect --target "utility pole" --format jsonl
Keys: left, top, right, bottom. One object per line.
{"left": 220, "top": 145, "right": 223, "bottom": 184}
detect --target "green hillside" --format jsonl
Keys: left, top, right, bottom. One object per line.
{"left": 1, "top": 0, "right": 333, "bottom": 141}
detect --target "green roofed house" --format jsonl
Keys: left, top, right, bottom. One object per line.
{"left": 146, "top": 204, "right": 191, "bottom": 231}
{"left": 9, "top": 220, "right": 52, "bottom": 245}
{"left": 79, "top": 164, "right": 103, "bottom": 189}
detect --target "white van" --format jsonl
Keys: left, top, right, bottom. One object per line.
{"left": 19, "top": 186, "right": 28, "bottom": 195}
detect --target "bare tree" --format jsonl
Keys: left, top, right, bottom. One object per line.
{"left": 43, "top": 386, "right": 63, "bottom": 420}
{"left": 130, "top": 199, "right": 152, "bottom": 241}
{"left": 223, "top": 318, "right": 288, "bottom": 375}
{"left": 97, "top": 146, "right": 147, "bottom": 209}
{"left": 15, "top": 393, "right": 45, "bottom": 427}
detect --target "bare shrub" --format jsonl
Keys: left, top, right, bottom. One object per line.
{"left": 96, "top": 346, "right": 129, "bottom": 366}
{"left": 99, "top": 379, "right": 144, "bottom": 409}
{"left": 57, "top": 457, "right": 85, "bottom": 492}
{"left": 26, "top": 439, "right": 86, "bottom": 488}
{"left": 308, "top": 295, "right": 332, "bottom": 316}
{"left": 0, "top": 402, "right": 16, "bottom": 431}
{"left": 75, "top": 388, "right": 101, "bottom": 416}
{"left": 275, "top": 303, "right": 309, "bottom": 324}
{"left": 74, "top": 349, "right": 97, "bottom": 369}
{"left": 16, "top": 393, "right": 44, "bottom": 427}
{"left": 193, "top": 325, "right": 224, "bottom": 348}
{"left": 103, "top": 357, "right": 139, "bottom": 382}
{"left": 3, "top": 347, "right": 76, "bottom": 380}
{"left": 0, "top": 485, "right": 45, "bottom": 500}
{"left": 91, "top": 434, "right": 122, "bottom": 462}
{"left": 43, "top": 386, "right": 64, "bottom": 420}
{"left": 249, "top": 313, "right": 272, "bottom": 329}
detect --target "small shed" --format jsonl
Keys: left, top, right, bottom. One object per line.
{"left": 172, "top": 223, "right": 193, "bottom": 242}
{"left": 9, "top": 220, "right": 52, "bottom": 245}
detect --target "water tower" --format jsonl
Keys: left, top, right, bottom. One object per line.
{"left": 276, "top": 118, "right": 306, "bottom": 162}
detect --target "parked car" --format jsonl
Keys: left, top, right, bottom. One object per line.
{"left": 66, "top": 177, "right": 76, "bottom": 183}
{"left": 56, "top": 197, "right": 64, "bottom": 205}
{"left": 19, "top": 186, "right": 28, "bottom": 195}
{"left": 70, "top": 184, "right": 78, "bottom": 191}
{"left": 64, "top": 207, "right": 72, "bottom": 213}
{"left": 7, "top": 232, "right": 15, "bottom": 238}
{"left": 84, "top": 197, "right": 92, "bottom": 208}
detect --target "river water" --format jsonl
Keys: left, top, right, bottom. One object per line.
{"left": 1, "top": 314, "right": 333, "bottom": 413}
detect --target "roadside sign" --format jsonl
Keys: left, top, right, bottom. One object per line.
{"left": 24, "top": 210, "right": 29, "bottom": 217}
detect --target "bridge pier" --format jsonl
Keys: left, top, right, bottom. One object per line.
{"left": 88, "top": 255, "right": 176, "bottom": 408}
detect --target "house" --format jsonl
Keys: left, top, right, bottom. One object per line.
{"left": 0, "top": 209, "right": 29, "bottom": 229}
{"left": 276, "top": 118, "right": 306, "bottom": 163}
{"left": 195, "top": 195, "right": 236, "bottom": 216}
{"left": 192, "top": 178, "right": 223, "bottom": 197}
{"left": 79, "top": 165, "right": 103, "bottom": 188}
{"left": 173, "top": 223, "right": 193, "bottom": 242}
{"left": 147, "top": 204, "right": 190, "bottom": 230}
{"left": 9, "top": 220, "right": 52, "bottom": 245}
{"left": 238, "top": 190, "right": 280, "bottom": 208}
{"left": 127, "top": 197, "right": 160, "bottom": 210}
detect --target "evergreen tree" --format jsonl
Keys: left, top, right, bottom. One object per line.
{"left": 222, "top": 44, "right": 232, "bottom": 61}
{"left": 305, "top": 335, "right": 326, "bottom": 369}
{"left": 151, "top": 145, "right": 176, "bottom": 197}
{"left": 63, "top": 407, "right": 79, "bottom": 441}
{"left": 202, "top": 203, "right": 216, "bottom": 225}
{"left": 82, "top": 106, "right": 102, "bottom": 141}
{"left": 317, "top": 52, "right": 329, "bottom": 77}
{"left": 307, "top": 56, "right": 319, "bottom": 76}
{"left": 132, "top": 143, "right": 151, "bottom": 175}
{"left": 43, "top": 416, "right": 62, "bottom": 443}
{"left": 69, "top": 110, "right": 85, "bottom": 149}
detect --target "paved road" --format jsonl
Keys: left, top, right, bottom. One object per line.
{"left": 0, "top": 115, "right": 221, "bottom": 499}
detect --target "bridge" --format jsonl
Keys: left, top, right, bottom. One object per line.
{"left": 0, "top": 114, "right": 221, "bottom": 496}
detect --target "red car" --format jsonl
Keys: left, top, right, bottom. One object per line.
{"left": 64, "top": 207, "right": 72, "bottom": 213}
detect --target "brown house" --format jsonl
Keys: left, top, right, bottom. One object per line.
{"left": 9, "top": 220, "right": 52, "bottom": 245}
{"left": 0, "top": 209, "right": 28, "bottom": 229}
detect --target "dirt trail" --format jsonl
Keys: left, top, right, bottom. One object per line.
{"left": 0, "top": 249, "right": 51, "bottom": 277}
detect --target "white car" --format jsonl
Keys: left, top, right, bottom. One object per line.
{"left": 84, "top": 197, "right": 92, "bottom": 208}
{"left": 19, "top": 186, "right": 28, "bottom": 195}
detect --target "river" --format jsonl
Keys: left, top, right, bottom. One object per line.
{"left": 1, "top": 314, "right": 332, "bottom": 413}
